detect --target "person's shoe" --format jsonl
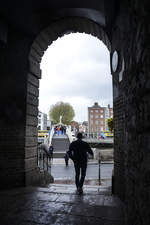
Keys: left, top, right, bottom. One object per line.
{"left": 77, "top": 187, "right": 83, "bottom": 195}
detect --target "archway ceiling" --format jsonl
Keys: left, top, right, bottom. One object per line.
{"left": 0, "top": 0, "right": 117, "bottom": 36}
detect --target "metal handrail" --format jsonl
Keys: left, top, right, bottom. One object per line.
{"left": 37, "top": 143, "right": 51, "bottom": 172}
{"left": 49, "top": 126, "right": 55, "bottom": 146}
{"left": 66, "top": 126, "right": 74, "bottom": 143}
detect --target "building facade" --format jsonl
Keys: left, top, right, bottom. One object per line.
{"left": 38, "top": 111, "right": 47, "bottom": 130}
{"left": 88, "top": 102, "right": 113, "bottom": 134}
{"left": 71, "top": 121, "right": 79, "bottom": 135}
{"left": 47, "top": 119, "right": 53, "bottom": 130}
{"left": 82, "top": 121, "right": 88, "bottom": 135}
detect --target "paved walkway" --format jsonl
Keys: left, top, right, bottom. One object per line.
{"left": 51, "top": 158, "right": 114, "bottom": 165}
{"left": 0, "top": 184, "right": 124, "bottom": 225}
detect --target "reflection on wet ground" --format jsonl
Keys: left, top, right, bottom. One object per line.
{"left": 0, "top": 184, "right": 124, "bottom": 225}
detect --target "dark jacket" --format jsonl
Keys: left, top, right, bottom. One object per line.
{"left": 49, "top": 145, "right": 54, "bottom": 153}
{"left": 67, "top": 139, "right": 93, "bottom": 164}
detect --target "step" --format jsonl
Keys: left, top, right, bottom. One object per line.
{"left": 53, "top": 152, "right": 66, "bottom": 158}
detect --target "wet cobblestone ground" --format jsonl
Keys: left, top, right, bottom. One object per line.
{"left": 0, "top": 184, "right": 124, "bottom": 225}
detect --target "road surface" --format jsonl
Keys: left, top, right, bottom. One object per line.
{"left": 50, "top": 162, "right": 113, "bottom": 180}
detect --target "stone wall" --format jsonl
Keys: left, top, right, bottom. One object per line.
{"left": 0, "top": 28, "right": 30, "bottom": 188}
{"left": 93, "top": 148, "right": 113, "bottom": 161}
{"left": 111, "top": 1, "right": 150, "bottom": 224}
{"left": 0, "top": 27, "right": 42, "bottom": 188}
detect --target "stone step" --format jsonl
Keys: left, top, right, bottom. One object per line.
{"left": 53, "top": 152, "right": 66, "bottom": 158}
{"left": 52, "top": 137, "right": 70, "bottom": 152}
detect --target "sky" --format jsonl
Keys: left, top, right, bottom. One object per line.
{"left": 39, "top": 33, "right": 112, "bottom": 122}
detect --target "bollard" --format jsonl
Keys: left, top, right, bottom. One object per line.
{"left": 49, "top": 158, "right": 51, "bottom": 173}
{"left": 98, "top": 152, "right": 101, "bottom": 185}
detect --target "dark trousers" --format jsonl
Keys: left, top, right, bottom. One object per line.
{"left": 74, "top": 163, "right": 87, "bottom": 188}
{"left": 65, "top": 159, "right": 68, "bottom": 166}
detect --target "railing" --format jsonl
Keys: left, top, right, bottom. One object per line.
{"left": 44, "top": 136, "right": 49, "bottom": 145}
{"left": 66, "top": 126, "right": 75, "bottom": 143}
{"left": 49, "top": 126, "right": 55, "bottom": 146}
{"left": 37, "top": 143, "right": 51, "bottom": 172}
{"left": 85, "top": 132, "right": 113, "bottom": 139}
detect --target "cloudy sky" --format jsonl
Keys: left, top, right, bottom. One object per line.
{"left": 39, "top": 33, "right": 112, "bottom": 122}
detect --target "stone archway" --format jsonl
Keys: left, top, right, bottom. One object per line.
{"left": 0, "top": 2, "right": 150, "bottom": 224}
{"left": 26, "top": 16, "right": 112, "bottom": 185}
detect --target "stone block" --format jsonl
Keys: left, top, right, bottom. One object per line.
{"left": 27, "top": 82, "right": 39, "bottom": 97}
{"left": 25, "top": 146, "right": 37, "bottom": 158}
{"left": 29, "top": 59, "right": 41, "bottom": 78}
{"left": 28, "top": 73, "right": 39, "bottom": 87}
{"left": 25, "top": 125, "right": 38, "bottom": 137}
{"left": 35, "top": 35, "right": 49, "bottom": 51}
{"left": 93, "top": 149, "right": 114, "bottom": 161}
{"left": 25, "top": 136, "right": 38, "bottom": 147}
{"left": 31, "top": 40, "right": 45, "bottom": 57}
{"left": 30, "top": 47, "right": 42, "bottom": 63}
{"left": 26, "top": 115, "right": 38, "bottom": 126}
{"left": 26, "top": 104, "right": 38, "bottom": 116}
{"left": 26, "top": 93, "right": 39, "bottom": 106}
{"left": 25, "top": 157, "right": 37, "bottom": 170}
{"left": 38, "top": 32, "right": 51, "bottom": 48}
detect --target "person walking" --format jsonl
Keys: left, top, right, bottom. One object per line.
{"left": 67, "top": 132, "right": 93, "bottom": 194}
{"left": 64, "top": 152, "right": 69, "bottom": 166}
{"left": 63, "top": 126, "right": 66, "bottom": 135}
{"left": 49, "top": 144, "right": 54, "bottom": 161}
{"left": 57, "top": 126, "right": 60, "bottom": 136}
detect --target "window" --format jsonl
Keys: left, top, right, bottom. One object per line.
{"left": 95, "top": 115, "right": 99, "bottom": 118}
{"left": 100, "top": 121, "right": 103, "bottom": 125}
{"left": 95, "top": 120, "right": 98, "bottom": 125}
{"left": 90, "top": 110, "right": 93, "bottom": 113}
{"left": 90, "top": 120, "right": 93, "bottom": 124}
{"left": 95, "top": 110, "right": 99, "bottom": 113}
{"left": 90, "top": 114, "right": 93, "bottom": 118}
{"left": 100, "top": 115, "right": 103, "bottom": 118}
{"left": 101, "top": 110, "right": 103, "bottom": 113}
{"left": 101, "top": 127, "right": 103, "bottom": 131}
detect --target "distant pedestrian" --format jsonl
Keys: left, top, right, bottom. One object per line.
{"left": 61, "top": 126, "right": 64, "bottom": 135}
{"left": 54, "top": 127, "right": 57, "bottom": 134}
{"left": 67, "top": 132, "right": 93, "bottom": 194}
{"left": 49, "top": 144, "right": 54, "bottom": 160}
{"left": 57, "top": 127, "right": 60, "bottom": 136}
{"left": 64, "top": 152, "right": 69, "bottom": 166}
{"left": 64, "top": 126, "right": 66, "bottom": 135}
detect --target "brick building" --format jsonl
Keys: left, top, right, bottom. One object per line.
{"left": 88, "top": 102, "right": 113, "bottom": 134}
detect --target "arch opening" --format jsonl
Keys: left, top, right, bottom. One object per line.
{"left": 27, "top": 17, "right": 113, "bottom": 188}
{"left": 39, "top": 32, "right": 113, "bottom": 186}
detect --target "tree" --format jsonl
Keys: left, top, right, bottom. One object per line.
{"left": 107, "top": 117, "right": 113, "bottom": 132}
{"left": 49, "top": 101, "right": 75, "bottom": 125}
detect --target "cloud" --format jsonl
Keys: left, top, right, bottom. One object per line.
{"left": 39, "top": 33, "right": 112, "bottom": 122}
